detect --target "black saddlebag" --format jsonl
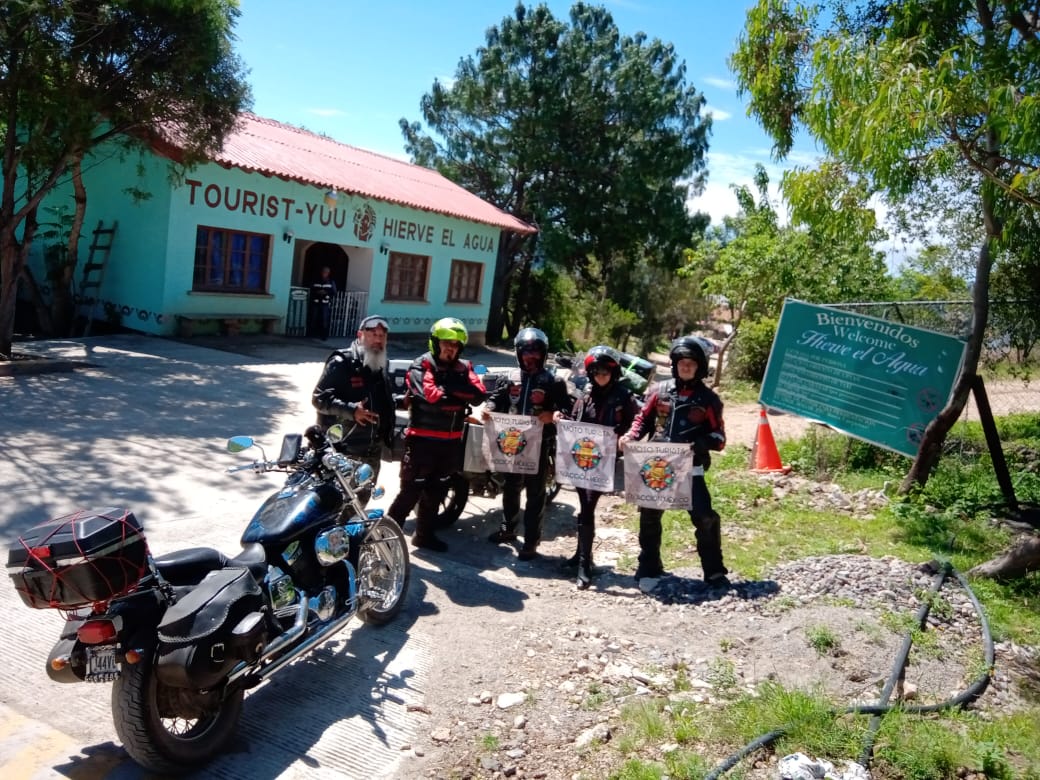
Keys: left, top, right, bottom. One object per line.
{"left": 155, "top": 567, "right": 267, "bottom": 689}
{"left": 8, "top": 507, "right": 148, "bottom": 609}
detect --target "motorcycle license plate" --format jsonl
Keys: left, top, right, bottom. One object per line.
{"left": 85, "top": 646, "right": 118, "bottom": 680}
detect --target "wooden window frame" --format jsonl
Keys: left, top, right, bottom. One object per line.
{"left": 192, "top": 226, "right": 271, "bottom": 294}
{"left": 447, "top": 259, "right": 484, "bottom": 304}
{"left": 384, "top": 251, "right": 430, "bottom": 301}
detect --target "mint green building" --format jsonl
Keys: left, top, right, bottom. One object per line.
{"left": 29, "top": 114, "right": 534, "bottom": 344}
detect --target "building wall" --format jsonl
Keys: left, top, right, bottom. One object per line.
{"left": 31, "top": 139, "right": 503, "bottom": 342}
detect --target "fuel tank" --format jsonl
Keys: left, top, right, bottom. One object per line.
{"left": 240, "top": 480, "right": 343, "bottom": 546}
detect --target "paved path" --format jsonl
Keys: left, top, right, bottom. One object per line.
{"left": 0, "top": 333, "right": 521, "bottom": 780}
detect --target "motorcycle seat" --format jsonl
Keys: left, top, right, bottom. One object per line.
{"left": 153, "top": 545, "right": 266, "bottom": 586}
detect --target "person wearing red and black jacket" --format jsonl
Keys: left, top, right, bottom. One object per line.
{"left": 484, "top": 327, "right": 572, "bottom": 560}
{"left": 385, "top": 318, "right": 486, "bottom": 552}
{"left": 567, "top": 346, "right": 641, "bottom": 589}
{"left": 619, "top": 336, "right": 730, "bottom": 587}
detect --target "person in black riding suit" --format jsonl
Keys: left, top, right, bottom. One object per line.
{"left": 484, "top": 327, "right": 571, "bottom": 560}
{"left": 619, "top": 336, "right": 729, "bottom": 586}
{"left": 385, "top": 318, "right": 487, "bottom": 553}
{"left": 311, "top": 314, "right": 395, "bottom": 485}
{"left": 567, "top": 345, "right": 641, "bottom": 589}
{"left": 309, "top": 266, "right": 337, "bottom": 340}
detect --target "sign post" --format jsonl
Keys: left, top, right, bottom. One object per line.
{"left": 760, "top": 300, "right": 966, "bottom": 457}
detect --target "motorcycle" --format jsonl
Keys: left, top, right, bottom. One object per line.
{"left": 6, "top": 423, "right": 410, "bottom": 774}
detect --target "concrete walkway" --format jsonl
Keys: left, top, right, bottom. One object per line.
{"left": 0, "top": 332, "right": 521, "bottom": 779}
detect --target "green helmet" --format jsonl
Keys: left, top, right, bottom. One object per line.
{"left": 429, "top": 317, "right": 469, "bottom": 355}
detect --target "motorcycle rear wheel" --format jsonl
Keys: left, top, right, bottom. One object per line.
{"left": 357, "top": 517, "right": 410, "bottom": 625}
{"left": 434, "top": 472, "right": 470, "bottom": 529}
{"left": 112, "top": 654, "right": 243, "bottom": 774}
{"left": 545, "top": 449, "right": 561, "bottom": 504}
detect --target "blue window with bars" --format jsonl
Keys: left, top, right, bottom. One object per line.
{"left": 193, "top": 227, "right": 270, "bottom": 293}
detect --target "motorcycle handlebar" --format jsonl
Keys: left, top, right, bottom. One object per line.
{"left": 225, "top": 461, "right": 276, "bottom": 474}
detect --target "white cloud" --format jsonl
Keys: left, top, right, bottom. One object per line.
{"left": 308, "top": 108, "right": 346, "bottom": 118}
{"left": 687, "top": 150, "right": 811, "bottom": 225}
{"left": 703, "top": 76, "right": 735, "bottom": 90}
{"left": 706, "top": 108, "right": 732, "bottom": 122}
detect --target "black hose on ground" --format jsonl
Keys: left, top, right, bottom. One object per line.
{"left": 704, "top": 563, "right": 995, "bottom": 780}
{"left": 855, "top": 565, "right": 947, "bottom": 766}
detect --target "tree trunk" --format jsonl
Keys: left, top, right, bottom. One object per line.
{"left": 21, "top": 265, "right": 54, "bottom": 335}
{"left": 51, "top": 156, "right": 88, "bottom": 337}
{"left": 0, "top": 212, "right": 39, "bottom": 358}
{"left": 0, "top": 229, "right": 19, "bottom": 359}
{"left": 901, "top": 185, "right": 998, "bottom": 491}
{"left": 969, "top": 533, "right": 1040, "bottom": 581}
{"left": 712, "top": 302, "right": 744, "bottom": 389}
{"left": 711, "top": 329, "right": 737, "bottom": 389}
{"left": 486, "top": 231, "right": 528, "bottom": 346}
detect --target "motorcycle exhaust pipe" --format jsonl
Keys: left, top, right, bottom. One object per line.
{"left": 227, "top": 595, "right": 358, "bottom": 687}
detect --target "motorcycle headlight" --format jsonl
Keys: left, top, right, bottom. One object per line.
{"left": 314, "top": 526, "right": 351, "bottom": 565}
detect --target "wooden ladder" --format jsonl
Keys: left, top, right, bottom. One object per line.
{"left": 78, "top": 220, "right": 117, "bottom": 336}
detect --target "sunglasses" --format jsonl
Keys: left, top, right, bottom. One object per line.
{"left": 359, "top": 316, "right": 389, "bottom": 331}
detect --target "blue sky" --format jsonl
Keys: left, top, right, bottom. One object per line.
{"left": 234, "top": 0, "right": 820, "bottom": 225}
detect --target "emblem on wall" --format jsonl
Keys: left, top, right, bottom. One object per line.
{"left": 353, "top": 204, "right": 376, "bottom": 242}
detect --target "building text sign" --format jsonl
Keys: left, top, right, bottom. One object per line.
{"left": 759, "top": 300, "right": 966, "bottom": 456}
{"left": 183, "top": 178, "right": 494, "bottom": 251}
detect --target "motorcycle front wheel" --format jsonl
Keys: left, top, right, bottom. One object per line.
{"left": 112, "top": 654, "right": 243, "bottom": 774}
{"left": 357, "top": 517, "right": 411, "bottom": 625}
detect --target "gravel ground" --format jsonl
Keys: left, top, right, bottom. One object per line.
{"left": 395, "top": 485, "right": 1039, "bottom": 780}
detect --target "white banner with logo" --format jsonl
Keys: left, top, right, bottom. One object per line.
{"left": 623, "top": 442, "right": 695, "bottom": 509}
{"left": 555, "top": 420, "right": 617, "bottom": 492}
{"left": 481, "top": 412, "right": 543, "bottom": 475}
{"left": 462, "top": 424, "right": 489, "bottom": 473}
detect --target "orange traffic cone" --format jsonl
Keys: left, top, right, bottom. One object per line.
{"left": 751, "top": 407, "right": 791, "bottom": 474}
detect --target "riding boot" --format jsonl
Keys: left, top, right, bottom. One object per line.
{"left": 564, "top": 543, "right": 580, "bottom": 568}
{"left": 635, "top": 509, "right": 665, "bottom": 579}
{"left": 575, "top": 521, "right": 595, "bottom": 589}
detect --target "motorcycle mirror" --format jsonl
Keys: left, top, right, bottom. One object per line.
{"left": 227, "top": 436, "right": 254, "bottom": 453}
{"left": 326, "top": 424, "right": 345, "bottom": 444}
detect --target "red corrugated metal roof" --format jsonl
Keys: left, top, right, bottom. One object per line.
{"left": 183, "top": 113, "right": 536, "bottom": 235}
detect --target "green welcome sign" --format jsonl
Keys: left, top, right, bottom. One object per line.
{"left": 760, "top": 300, "right": 967, "bottom": 457}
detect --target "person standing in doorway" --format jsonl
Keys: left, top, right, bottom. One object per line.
{"left": 309, "top": 266, "right": 337, "bottom": 340}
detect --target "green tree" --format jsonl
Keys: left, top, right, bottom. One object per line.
{"left": 732, "top": 0, "right": 1040, "bottom": 492}
{"left": 0, "top": 0, "right": 250, "bottom": 356}
{"left": 400, "top": 1, "right": 710, "bottom": 343}
{"left": 683, "top": 165, "right": 889, "bottom": 385}
{"left": 891, "top": 246, "right": 972, "bottom": 302}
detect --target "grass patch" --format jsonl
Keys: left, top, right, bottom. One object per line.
{"left": 805, "top": 624, "right": 842, "bottom": 656}
{"left": 605, "top": 405, "right": 1040, "bottom": 778}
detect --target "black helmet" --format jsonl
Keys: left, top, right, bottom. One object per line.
{"left": 583, "top": 345, "right": 622, "bottom": 381}
{"left": 514, "top": 327, "right": 549, "bottom": 367}
{"left": 668, "top": 336, "right": 710, "bottom": 380}
{"left": 429, "top": 317, "right": 468, "bottom": 356}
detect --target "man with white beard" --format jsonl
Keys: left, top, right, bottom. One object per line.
{"left": 312, "top": 314, "right": 395, "bottom": 484}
